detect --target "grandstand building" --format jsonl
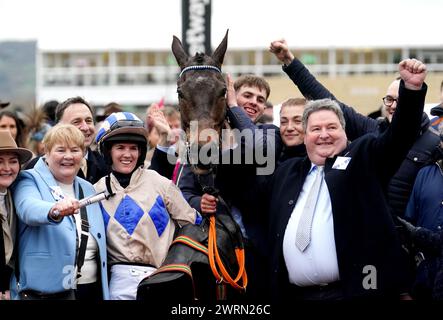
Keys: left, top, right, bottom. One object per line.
{"left": 37, "top": 45, "right": 443, "bottom": 115}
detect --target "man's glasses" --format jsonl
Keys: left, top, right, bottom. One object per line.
{"left": 382, "top": 96, "right": 398, "bottom": 107}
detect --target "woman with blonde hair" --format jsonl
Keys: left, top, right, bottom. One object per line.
{"left": 12, "top": 124, "right": 109, "bottom": 300}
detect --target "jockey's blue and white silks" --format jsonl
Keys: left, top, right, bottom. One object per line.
{"left": 96, "top": 112, "right": 143, "bottom": 144}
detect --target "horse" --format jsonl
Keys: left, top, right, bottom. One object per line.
{"left": 171, "top": 30, "right": 228, "bottom": 145}
{"left": 137, "top": 31, "right": 248, "bottom": 302}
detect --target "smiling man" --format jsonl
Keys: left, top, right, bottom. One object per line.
{"left": 303, "top": 104, "right": 348, "bottom": 166}
{"left": 270, "top": 38, "right": 440, "bottom": 221}
{"left": 266, "top": 58, "right": 427, "bottom": 301}
{"left": 382, "top": 80, "right": 400, "bottom": 122}
{"left": 55, "top": 97, "right": 112, "bottom": 184}
{"left": 56, "top": 98, "right": 96, "bottom": 149}
{"left": 233, "top": 75, "right": 270, "bottom": 123}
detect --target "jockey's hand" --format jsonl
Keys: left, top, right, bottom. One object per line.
{"left": 270, "top": 39, "right": 294, "bottom": 66}
{"left": 200, "top": 193, "right": 218, "bottom": 214}
{"left": 226, "top": 73, "right": 237, "bottom": 108}
{"left": 399, "top": 58, "right": 427, "bottom": 90}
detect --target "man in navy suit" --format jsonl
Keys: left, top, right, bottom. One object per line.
{"left": 266, "top": 58, "right": 427, "bottom": 301}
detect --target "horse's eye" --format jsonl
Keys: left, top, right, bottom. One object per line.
{"left": 220, "top": 88, "right": 227, "bottom": 97}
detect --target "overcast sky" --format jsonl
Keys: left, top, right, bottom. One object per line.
{"left": 0, "top": 0, "right": 442, "bottom": 50}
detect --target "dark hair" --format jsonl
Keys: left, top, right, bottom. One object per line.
{"left": 0, "top": 109, "right": 27, "bottom": 147}
{"left": 96, "top": 102, "right": 123, "bottom": 122}
{"left": 55, "top": 96, "right": 94, "bottom": 123}
{"left": 234, "top": 74, "right": 271, "bottom": 99}
{"left": 41, "top": 100, "right": 59, "bottom": 124}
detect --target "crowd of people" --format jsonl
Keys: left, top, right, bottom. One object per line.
{"left": 0, "top": 38, "right": 443, "bottom": 303}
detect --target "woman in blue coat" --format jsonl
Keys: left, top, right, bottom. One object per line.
{"left": 12, "top": 124, "right": 109, "bottom": 300}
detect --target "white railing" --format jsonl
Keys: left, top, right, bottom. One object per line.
{"left": 39, "top": 62, "right": 443, "bottom": 88}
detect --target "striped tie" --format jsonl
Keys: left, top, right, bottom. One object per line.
{"left": 295, "top": 166, "right": 324, "bottom": 252}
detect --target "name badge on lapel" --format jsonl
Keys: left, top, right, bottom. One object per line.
{"left": 332, "top": 156, "right": 351, "bottom": 170}
{"left": 50, "top": 186, "right": 65, "bottom": 201}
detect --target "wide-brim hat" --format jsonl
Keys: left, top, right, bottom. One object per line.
{"left": 0, "top": 100, "right": 10, "bottom": 109}
{"left": 0, "top": 130, "right": 33, "bottom": 164}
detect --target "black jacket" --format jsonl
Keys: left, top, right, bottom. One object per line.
{"left": 266, "top": 81, "right": 426, "bottom": 300}
{"left": 283, "top": 58, "right": 440, "bottom": 217}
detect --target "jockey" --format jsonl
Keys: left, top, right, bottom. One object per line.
{"left": 94, "top": 111, "right": 202, "bottom": 300}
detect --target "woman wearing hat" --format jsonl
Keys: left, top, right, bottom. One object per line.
{"left": 11, "top": 124, "right": 109, "bottom": 300}
{"left": 0, "top": 130, "right": 33, "bottom": 300}
{"left": 95, "top": 112, "right": 203, "bottom": 300}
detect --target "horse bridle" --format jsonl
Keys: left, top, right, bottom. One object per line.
{"left": 178, "top": 64, "right": 227, "bottom": 176}
{"left": 178, "top": 65, "right": 222, "bottom": 78}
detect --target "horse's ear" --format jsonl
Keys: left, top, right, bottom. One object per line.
{"left": 172, "top": 35, "right": 189, "bottom": 69}
{"left": 212, "top": 29, "right": 228, "bottom": 68}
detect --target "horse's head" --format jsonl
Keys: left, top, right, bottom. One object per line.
{"left": 172, "top": 31, "right": 228, "bottom": 148}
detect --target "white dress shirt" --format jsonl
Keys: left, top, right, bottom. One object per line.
{"left": 283, "top": 165, "right": 340, "bottom": 286}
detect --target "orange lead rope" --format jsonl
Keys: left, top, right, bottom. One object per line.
{"left": 208, "top": 215, "right": 248, "bottom": 292}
